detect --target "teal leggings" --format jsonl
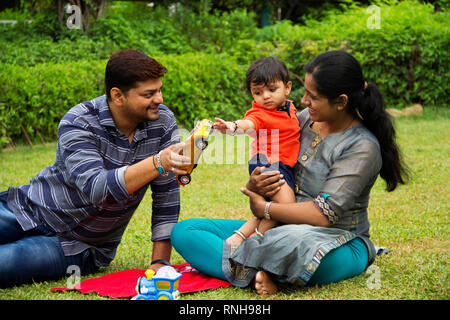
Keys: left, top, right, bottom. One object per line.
{"left": 171, "top": 218, "right": 368, "bottom": 286}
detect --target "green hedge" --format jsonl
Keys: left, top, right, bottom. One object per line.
{"left": 0, "top": 60, "right": 106, "bottom": 146}
{"left": 257, "top": 1, "right": 450, "bottom": 108}
{"left": 0, "top": 1, "right": 448, "bottom": 148}
{"left": 0, "top": 53, "right": 250, "bottom": 147}
{"left": 158, "top": 54, "right": 249, "bottom": 126}
{"left": 0, "top": 6, "right": 258, "bottom": 66}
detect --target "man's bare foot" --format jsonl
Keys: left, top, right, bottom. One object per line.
{"left": 254, "top": 271, "right": 277, "bottom": 295}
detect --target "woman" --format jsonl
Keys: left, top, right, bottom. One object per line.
{"left": 170, "top": 50, "right": 409, "bottom": 295}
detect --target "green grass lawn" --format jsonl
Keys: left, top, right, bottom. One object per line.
{"left": 0, "top": 107, "right": 448, "bottom": 300}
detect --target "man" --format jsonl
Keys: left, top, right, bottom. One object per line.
{"left": 0, "top": 49, "right": 190, "bottom": 288}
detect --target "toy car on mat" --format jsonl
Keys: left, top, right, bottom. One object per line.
{"left": 132, "top": 268, "right": 182, "bottom": 300}
{"left": 176, "top": 119, "right": 213, "bottom": 186}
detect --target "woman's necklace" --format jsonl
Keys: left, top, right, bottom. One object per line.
{"left": 312, "top": 125, "right": 321, "bottom": 147}
{"left": 312, "top": 117, "right": 355, "bottom": 148}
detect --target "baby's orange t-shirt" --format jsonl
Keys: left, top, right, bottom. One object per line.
{"left": 243, "top": 100, "right": 300, "bottom": 168}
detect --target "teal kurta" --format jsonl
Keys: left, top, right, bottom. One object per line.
{"left": 223, "top": 108, "right": 382, "bottom": 286}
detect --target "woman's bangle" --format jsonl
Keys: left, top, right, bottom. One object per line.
{"left": 264, "top": 201, "right": 273, "bottom": 220}
{"left": 254, "top": 227, "right": 264, "bottom": 238}
{"left": 234, "top": 230, "right": 246, "bottom": 240}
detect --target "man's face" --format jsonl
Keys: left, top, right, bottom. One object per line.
{"left": 123, "top": 78, "right": 164, "bottom": 122}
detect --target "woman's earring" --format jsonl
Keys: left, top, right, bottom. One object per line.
{"left": 337, "top": 106, "right": 343, "bottom": 111}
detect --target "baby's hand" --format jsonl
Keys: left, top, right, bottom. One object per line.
{"left": 213, "top": 117, "right": 235, "bottom": 134}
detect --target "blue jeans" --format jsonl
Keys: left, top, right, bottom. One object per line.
{"left": 171, "top": 218, "right": 368, "bottom": 285}
{"left": 0, "top": 191, "right": 98, "bottom": 288}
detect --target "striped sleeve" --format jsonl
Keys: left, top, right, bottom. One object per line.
{"left": 150, "top": 108, "right": 180, "bottom": 241}
{"left": 58, "top": 120, "right": 130, "bottom": 205}
{"left": 158, "top": 107, "right": 180, "bottom": 151}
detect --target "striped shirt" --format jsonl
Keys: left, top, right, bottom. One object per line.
{"left": 7, "top": 95, "right": 180, "bottom": 267}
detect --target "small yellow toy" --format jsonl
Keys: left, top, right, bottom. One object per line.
{"left": 145, "top": 269, "right": 155, "bottom": 279}
{"left": 176, "top": 119, "right": 213, "bottom": 186}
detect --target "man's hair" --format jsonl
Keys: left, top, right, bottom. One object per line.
{"left": 105, "top": 49, "right": 168, "bottom": 101}
{"left": 245, "top": 56, "right": 290, "bottom": 92}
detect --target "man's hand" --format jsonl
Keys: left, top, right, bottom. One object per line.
{"left": 246, "top": 166, "right": 285, "bottom": 198}
{"left": 124, "top": 143, "right": 191, "bottom": 194}
{"left": 159, "top": 142, "right": 191, "bottom": 175}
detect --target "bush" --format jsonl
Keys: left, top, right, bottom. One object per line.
{"left": 0, "top": 36, "right": 117, "bottom": 66}
{"left": 0, "top": 60, "right": 107, "bottom": 145}
{"left": 0, "top": 53, "right": 251, "bottom": 147}
{"left": 0, "top": 5, "right": 260, "bottom": 67}
{"left": 258, "top": 0, "right": 450, "bottom": 108}
{"left": 350, "top": 1, "right": 449, "bottom": 107}
{"left": 0, "top": 1, "right": 447, "bottom": 148}
{"left": 159, "top": 53, "right": 250, "bottom": 126}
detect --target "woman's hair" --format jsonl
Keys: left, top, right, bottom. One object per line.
{"left": 304, "top": 50, "right": 409, "bottom": 192}
{"left": 246, "top": 57, "right": 290, "bottom": 92}
{"left": 105, "top": 49, "right": 167, "bottom": 101}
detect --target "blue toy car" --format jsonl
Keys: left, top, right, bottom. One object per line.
{"left": 131, "top": 267, "right": 182, "bottom": 300}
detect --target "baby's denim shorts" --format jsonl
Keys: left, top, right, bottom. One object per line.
{"left": 248, "top": 154, "right": 295, "bottom": 192}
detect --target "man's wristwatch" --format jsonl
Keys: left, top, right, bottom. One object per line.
{"left": 156, "top": 151, "right": 169, "bottom": 176}
{"left": 264, "top": 201, "right": 273, "bottom": 220}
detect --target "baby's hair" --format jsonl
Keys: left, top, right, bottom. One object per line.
{"left": 246, "top": 57, "right": 290, "bottom": 92}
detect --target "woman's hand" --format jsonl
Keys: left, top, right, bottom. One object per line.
{"left": 240, "top": 187, "right": 267, "bottom": 219}
{"left": 242, "top": 185, "right": 331, "bottom": 227}
{"left": 160, "top": 142, "right": 191, "bottom": 175}
{"left": 247, "top": 166, "right": 285, "bottom": 198}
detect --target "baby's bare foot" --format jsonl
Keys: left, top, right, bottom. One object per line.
{"left": 254, "top": 271, "right": 277, "bottom": 295}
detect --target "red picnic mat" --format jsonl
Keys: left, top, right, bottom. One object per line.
{"left": 51, "top": 263, "right": 231, "bottom": 298}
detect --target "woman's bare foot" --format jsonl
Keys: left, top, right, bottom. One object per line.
{"left": 254, "top": 271, "right": 277, "bottom": 295}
